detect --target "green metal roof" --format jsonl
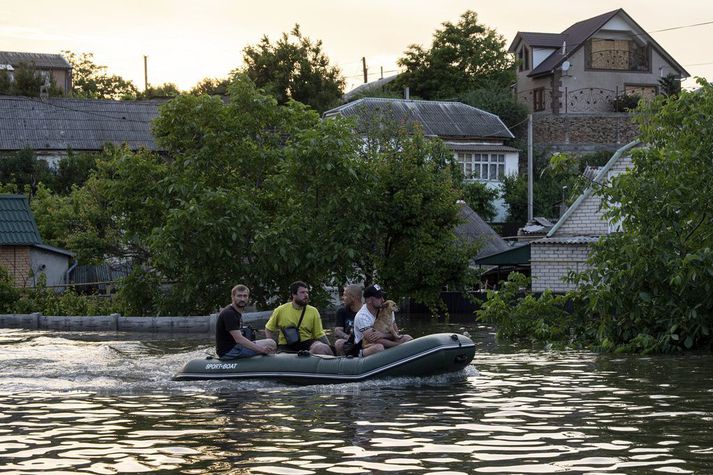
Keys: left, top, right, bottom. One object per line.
{"left": 474, "top": 243, "right": 531, "bottom": 266}
{"left": 0, "top": 195, "right": 42, "bottom": 245}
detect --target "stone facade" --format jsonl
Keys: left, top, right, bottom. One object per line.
{"left": 532, "top": 112, "right": 639, "bottom": 152}
{"left": 0, "top": 246, "right": 31, "bottom": 287}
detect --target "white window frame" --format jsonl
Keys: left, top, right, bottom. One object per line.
{"left": 457, "top": 152, "right": 506, "bottom": 181}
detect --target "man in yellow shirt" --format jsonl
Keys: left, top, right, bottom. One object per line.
{"left": 265, "top": 281, "right": 333, "bottom": 355}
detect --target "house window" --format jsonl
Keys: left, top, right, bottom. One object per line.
{"left": 586, "top": 38, "right": 649, "bottom": 72}
{"left": 518, "top": 46, "right": 529, "bottom": 72}
{"left": 457, "top": 153, "right": 506, "bottom": 181}
{"left": 533, "top": 88, "right": 545, "bottom": 111}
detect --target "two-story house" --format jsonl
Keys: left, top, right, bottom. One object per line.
{"left": 323, "top": 98, "right": 519, "bottom": 223}
{"left": 509, "top": 9, "right": 689, "bottom": 114}
{"left": 0, "top": 51, "right": 73, "bottom": 93}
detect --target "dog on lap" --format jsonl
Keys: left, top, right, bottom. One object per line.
{"left": 354, "top": 284, "right": 412, "bottom": 356}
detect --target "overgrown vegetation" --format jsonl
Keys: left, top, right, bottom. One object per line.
{"left": 501, "top": 150, "right": 612, "bottom": 224}
{"left": 477, "top": 273, "right": 590, "bottom": 348}
{"left": 480, "top": 80, "right": 713, "bottom": 353}
{"left": 9, "top": 74, "right": 479, "bottom": 315}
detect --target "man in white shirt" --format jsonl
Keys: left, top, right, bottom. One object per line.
{"left": 353, "top": 284, "right": 412, "bottom": 356}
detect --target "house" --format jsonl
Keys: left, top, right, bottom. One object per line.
{"left": 0, "top": 51, "right": 72, "bottom": 93}
{"left": 323, "top": 98, "right": 520, "bottom": 222}
{"left": 530, "top": 140, "right": 640, "bottom": 293}
{"left": 509, "top": 9, "right": 689, "bottom": 114}
{"left": 0, "top": 194, "right": 74, "bottom": 289}
{"left": 0, "top": 96, "right": 164, "bottom": 166}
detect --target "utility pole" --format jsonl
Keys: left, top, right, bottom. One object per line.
{"left": 527, "top": 114, "right": 533, "bottom": 222}
{"left": 143, "top": 55, "right": 148, "bottom": 91}
{"left": 361, "top": 57, "right": 368, "bottom": 83}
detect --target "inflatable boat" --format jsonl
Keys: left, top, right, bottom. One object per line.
{"left": 173, "top": 333, "right": 475, "bottom": 384}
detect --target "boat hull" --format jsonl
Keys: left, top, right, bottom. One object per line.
{"left": 173, "top": 332, "right": 475, "bottom": 384}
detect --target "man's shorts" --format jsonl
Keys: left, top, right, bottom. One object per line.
{"left": 220, "top": 344, "right": 260, "bottom": 360}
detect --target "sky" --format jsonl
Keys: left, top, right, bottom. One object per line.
{"left": 2, "top": 0, "right": 712, "bottom": 92}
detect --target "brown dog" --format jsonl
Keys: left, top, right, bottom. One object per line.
{"left": 363, "top": 299, "right": 400, "bottom": 349}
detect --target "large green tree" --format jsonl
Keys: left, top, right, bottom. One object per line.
{"left": 242, "top": 25, "right": 345, "bottom": 112}
{"left": 573, "top": 79, "right": 713, "bottom": 352}
{"left": 349, "top": 113, "right": 480, "bottom": 310}
{"left": 393, "top": 10, "right": 515, "bottom": 100}
{"left": 150, "top": 75, "right": 357, "bottom": 311}
{"left": 63, "top": 51, "right": 138, "bottom": 100}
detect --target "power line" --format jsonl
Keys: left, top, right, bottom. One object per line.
{"left": 650, "top": 20, "right": 713, "bottom": 34}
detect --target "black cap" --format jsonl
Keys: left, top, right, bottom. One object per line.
{"left": 363, "top": 284, "right": 385, "bottom": 299}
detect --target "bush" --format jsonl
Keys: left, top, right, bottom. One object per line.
{"left": 11, "top": 275, "right": 117, "bottom": 316}
{"left": 476, "top": 272, "right": 588, "bottom": 347}
{"left": 114, "top": 266, "right": 162, "bottom": 316}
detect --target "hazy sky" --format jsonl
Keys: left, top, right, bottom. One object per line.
{"left": 2, "top": 0, "right": 712, "bottom": 92}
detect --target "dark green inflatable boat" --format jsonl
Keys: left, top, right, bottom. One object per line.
{"left": 173, "top": 333, "right": 475, "bottom": 384}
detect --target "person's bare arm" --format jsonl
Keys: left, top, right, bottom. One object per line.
{"left": 334, "top": 326, "right": 349, "bottom": 339}
{"left": 264, "top": 328, "right": 278, "bottom": 344}
{"left": 364, "top": 327, "right": 386, "bottom": 343}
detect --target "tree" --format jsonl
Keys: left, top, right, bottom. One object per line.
{"left": 459, "top": 86, "right": 528, "bottom": 131}
{"left": 51, "top": 150, "right": 99, "bottom": 195}
{"left": 573, "top": 79, "right": 713, "bottom": 352}
{"left": 242, "top": 25, "right": 345, "bottom": 112}
{"left": 460, "top": 181, "right": 498, "bottom": 222}
{"left": 393, "top": 10, "right": 515, "bottom": 100}
{"left": 138, "top": 83, "right": 181, "bottom": 99}
{"left": 63, "top": 51, "right": 138, "bottom": 100}
{"left": 501, "top": 150, "right": 611, "bottom": 225}
{"left": 347, "top": 113, "right": 480, "bottom": 310}
{"left": 659, "top": 73, "right": 682, "bottom": 98}
{"left": 190, "top": 77, "right": 230, "bottom": 96}
{"left": 0, "top": 148, "right": 54, "bottom": 196}
{"left": 31, "top": 146, "right": 168, "bottom": 264}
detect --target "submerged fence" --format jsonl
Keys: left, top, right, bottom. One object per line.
{"left": 0, "top": 311, "right": 273, "bottom": 334}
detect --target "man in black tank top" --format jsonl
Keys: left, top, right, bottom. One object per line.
{"left": 216, "top": 284, "right": 276, "bottom": 359}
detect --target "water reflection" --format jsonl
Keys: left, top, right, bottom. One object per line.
{"left": 0, "top": 327, "right": 711, "bottom": 473}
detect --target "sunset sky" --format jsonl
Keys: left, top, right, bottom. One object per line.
{"left": 2, "top": 0, "right": 712, "bottom": 92}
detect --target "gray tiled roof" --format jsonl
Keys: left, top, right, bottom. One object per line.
{"left": 512, "top": 9, "right": 689, "bottom": 79}
{"left": 324, "top": 98, "right": 513, "bottom": 139}
{"left": 454, "top": 201, "right": 510, "bottom": 259}
{"left": 0, "top": 97, "right": 164, "bottom": 151}
{"left": 512, "top": 32, "right": 565, "bottom": 49}
{"left": 0, "top": 51, "right": 71, "bottom": 69}
{"left": 0, "top": 195, "right": 42, "bottom": 245}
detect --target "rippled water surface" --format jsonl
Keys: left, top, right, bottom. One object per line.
{"left": 1, "top": 322, "right": 712, "bottom": 474}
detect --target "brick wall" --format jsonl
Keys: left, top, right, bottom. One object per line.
{"left": 531, "top": 243, "right": 591, "bottom": 293}
{"left": 532, "top": 113, "right": 639, "bottom": 152}
{"left": 557, "top": 155, "right": 632, "bottom": 236}
{"left": 0, "top": 246, "right": 32, "bottom": 287}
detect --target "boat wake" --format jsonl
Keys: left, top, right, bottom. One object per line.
{"left": 0, "top": 329, "right": 478, "bottom": 394}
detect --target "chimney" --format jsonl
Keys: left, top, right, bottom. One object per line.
{"left": 404, "top": 87, "right": 410, "bottom": 100}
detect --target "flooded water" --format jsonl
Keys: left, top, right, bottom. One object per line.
{"left": 1, "top": 320, "right": 712, "bottom": 474}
